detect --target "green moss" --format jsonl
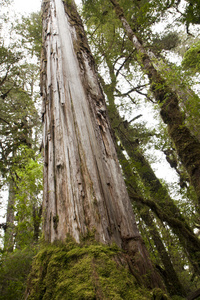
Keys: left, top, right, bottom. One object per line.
{"left": 152, "top": 288, "right": 169, "bottom": 300}
{"left": 26, "top": 239, "right": 165, "bottom": 299}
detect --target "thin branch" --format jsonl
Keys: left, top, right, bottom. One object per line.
{"left": 128, "top": 114, "right": 142, "bottom": 124}
{"left": 89, "top": 23, "right": 101, "bottom": 39}
{"left": 0, "top": 67, "right": 10, "bottom": 87}
{"left": 115, "top": 50, "right": 136, "bottom": 78}
{"left": 115, "top": 84, "right": 147, "bottom": 97}
{"left": 116, "top": 72, "right": 155, "bottom": 102}
{"left": 0, "top": 117, "right": 10, "bottom": 125}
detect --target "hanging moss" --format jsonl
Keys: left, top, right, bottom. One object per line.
{"left": 26, "top": 238, "right": 169, "bottom": 299}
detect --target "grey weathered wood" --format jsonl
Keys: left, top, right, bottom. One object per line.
{"left": 41, "top": 0, "right": 139, "bottom": 246}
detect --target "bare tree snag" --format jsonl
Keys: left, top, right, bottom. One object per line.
{"left": 41, "top": 0, "right": 164, "bottom": 288}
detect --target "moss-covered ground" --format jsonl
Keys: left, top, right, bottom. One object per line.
{"left": 26, "top": 237, "right": 170, "bottom": 299}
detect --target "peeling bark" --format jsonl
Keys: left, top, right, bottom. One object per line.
{"left": 41, "top": 0, "right": 163, "bottom": 288}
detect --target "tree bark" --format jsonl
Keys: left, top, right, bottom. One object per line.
{"left": 41, "top": 0, "right": 163, "bottom": 288}
{"left": 4, "top": 179, "right": 15, "bottom": 252}
{"left": 110, "top": 0, "right": 200, "bottom": 211}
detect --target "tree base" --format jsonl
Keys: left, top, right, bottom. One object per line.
{"left": 25, "top": 237, "right": 169, "bottom": 299}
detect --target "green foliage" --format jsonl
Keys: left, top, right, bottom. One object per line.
{"left": 0, "top": 43, "right": 21, "bottom": 66}
{"left": 0, "top": 247, "right": 37, "bottom": 300}
{"left": 12, "top": 146, "right": 43, "bottom": 248}
{"left": 182, "top": 41, "right": 200, "bottom": 73}
{"left": 82, "top": 0, "right": 128, "bottom": 67}
{"left": 15, "top": 12, "right": 42, "bottom": 58}
{"left": 0, "top": 6, "right": 42, "bottom": 252}
{"left": 27, "top": 238, "right": 166, "bottom": 300}
{"left": 0, "top": 11, "right": 41, "bottom": 178}
{"left": 151, "top": 32, "right": 180, "bottom": 54}
{"left": 184, "top": 0, "right": 200, "bottom": 25}
{"left": 0, "top": 42, "right": 40, "bottom": 177}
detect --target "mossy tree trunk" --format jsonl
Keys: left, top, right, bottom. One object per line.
{"left": 117, "top": 120, "right": 200, "bottom": 274}
{"left": 116, "top": 147, "right": 186, "bottom": 297}
{"left": 110, "top": 0, "right": 200, "bottom": 211}
{"left": 4, "top": 178, "right": 15, "bottom": 252}
{"left": 113, "top": 110, "right": 200, "bottom": 273}
{"left": 32, "top": 204, "right": 42, "bottom": 242}
{"left": 99, "top": 57, "right": 200, "bottom": 277}
{"left": 138, "top": 207, "right": 185, "bottom": 296}
{"left": 40, "top": 0, "right": 163, "bottom": 289}
{"left": 98, "top": 67, "right": 188, "bottom": 296}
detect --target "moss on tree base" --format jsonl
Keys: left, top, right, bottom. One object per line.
{"left": 26, "top": 238, "right": 169, "bottom": 300}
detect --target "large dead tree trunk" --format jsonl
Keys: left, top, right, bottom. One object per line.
{"left": 41, "top": 0, "right": 164, "bottom": 289}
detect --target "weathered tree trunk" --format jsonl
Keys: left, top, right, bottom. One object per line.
{"left": 110, "top": 0, "right": 200, "bottom": 210}
{"left": 41, "top": 0, "right": 163, "bottom": 288}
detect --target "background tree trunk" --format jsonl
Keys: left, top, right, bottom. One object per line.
{"left": 4, "top": 178, "right": 15, "bottom": 252}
